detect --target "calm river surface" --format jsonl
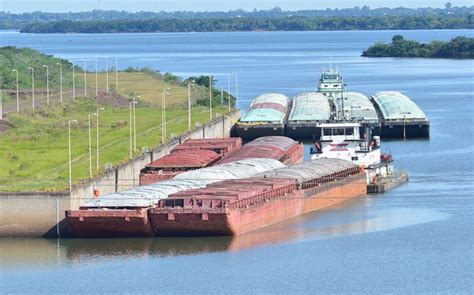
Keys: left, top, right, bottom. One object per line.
{"left": 1, "top": 30, "right": 473, "bottom": 294}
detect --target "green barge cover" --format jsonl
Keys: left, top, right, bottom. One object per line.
{"left": 335, "top": 92, "right": 379, "bottom": 122}
{"left": 288, "top": 92, "right": 331, "bottom": 122}
{"left": 372, "top": 91, "right": 427, "bottom": 121}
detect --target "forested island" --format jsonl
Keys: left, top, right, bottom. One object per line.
{"left": 18, "top": 14, "right": 473, "bottom": 33}
{"left": 362, "top": 35, "right": 474, "bottom": 59}
{"left": 2, "top": 4, "right": 472, "bottom": 30}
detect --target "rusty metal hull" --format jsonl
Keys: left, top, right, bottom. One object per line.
{"left": 149, "top": 173, "right": 367, "bottom": 236}
{"left": 66, "top": 209, "right": 155, "bottom": 238}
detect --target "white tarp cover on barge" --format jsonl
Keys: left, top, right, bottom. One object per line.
{"left": 335, "top": 92, "right": 379, "bottom": 122}
{"left": 371, "top": 91, "right": 427, "bottom": 121}
{"left": 256, "top": 158, "right": 356, "bottom": 184}
{"left": 288, "top": 92, "right": 331, "bottom": 122}
{"left": 84, "top": 158, "right": 285, "bottom": 208}
{"left": 239, "top": 93, "right": 288, "bottom": 123}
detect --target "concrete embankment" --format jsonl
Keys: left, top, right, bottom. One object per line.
{"left": 0, "top": 111, "right": 239, "bottom": 238}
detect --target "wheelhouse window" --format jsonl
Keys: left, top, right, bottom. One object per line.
{"left": 333, "top": 128, "right": 345, "bottom": 135}
{"left": 345, "top": 128, "right": 354, "bottom": 135}
{"left": 323, "top": 128, "right": 332, "bottom": 136}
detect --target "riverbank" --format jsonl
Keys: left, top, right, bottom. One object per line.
{"left": 0, "top": 110, "right": 239, "bottom": 237}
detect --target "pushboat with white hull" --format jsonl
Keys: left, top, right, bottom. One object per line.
{"left": 310, "top": 122, "right": 408, "bottom": 193}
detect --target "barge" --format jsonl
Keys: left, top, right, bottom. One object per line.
{"left": 149, "top": 158, "right": 366, "bottom": 236}
{"left": 218, "top": 136, "right": 304, "bottom": 165}
{"left": 66, "top": 158, "right": 285, "bottom": 238}
{"left": 235, "top": 93, "right": 288, "bottom": 140}
{"left": 140, "top": 138, "right": 242, "bottom": 185}
{"left": 285, "top": 92, "right": 331, "bottom": 139}
{"left": 335, "top": 91, "right": 381, "bottom": 135}
{"left": 371, "top": 91, "right": 430, "bottom": 138}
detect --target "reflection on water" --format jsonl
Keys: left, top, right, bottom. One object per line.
{"left": 0, "top": 199, "right": 448, "bottom": 268}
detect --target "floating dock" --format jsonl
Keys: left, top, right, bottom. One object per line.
{"left": 235, "top": 93, "right": 288, "bottom": 140}
{"left": 149, "top": 158, "right": 366, "bottom": 236}
{"left": 371, "top": 91, "right": 430, "bottom": 138}
{"left": 285, "top": 92, "right": 331, "bottom": 139}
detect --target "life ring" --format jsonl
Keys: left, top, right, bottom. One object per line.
{"left": 93, "top": 188, "right": 101, "bottom": 198}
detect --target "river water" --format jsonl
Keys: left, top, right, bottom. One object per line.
{"left": 1, "top": 30, "right": 473, "bottom": 294}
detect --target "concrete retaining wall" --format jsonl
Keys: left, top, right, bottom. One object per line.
{"left": 0, "top": 111, "right": 240, "bottom": 237}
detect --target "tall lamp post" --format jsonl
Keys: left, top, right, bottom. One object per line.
{"left": 42, "top": 65, "right": 50, "bottom": 106}
{"left": 105, "top": 56, "right": 109, "bottom": 93}
{"left": 83, "top": 60, "right": 87, "bottom": 96}
{"left": 96, "top": 107, "right": 105, "bottom": 171}
{"left": 12, "top": 69, "right": 19, "bottom": 112}
{"left": 133, "top": 96, "right": 139, "bottom": 152}
{"left": 162, "top": 88, "right": 170, "bottom": 143}
{"left": 235, "top": 71, "right": 239, "bottom": 110}
{"left": 129, "top": 102, "right": 133, "bottom": 159}
{"left": 227, "top": 73, "right": 231, "bottom": 112}
{"left": 209, "top": 75, "right": 212, "bottom": 120}
{"left": 115, "top": 56, "right": 119, "bottom": 91}
{"left": 27, "top": 67, "right": 35, "bottom": 109}
{"left": 88, "top": 113, "right": 96, "bottom": 178}
{"left": 95, "top": 58, "right": 98, "bottom": 96}
{"left": 187, "top": 80, "right": 194, "bottom": 131}
{"left": 56, "top": 62, "right": 63, "bottom": 103}
{"left": 72, "top": 63, "right": 76, "bottom": 101}
{"left": 0, "top": 78, "right": 3, "bottom": 120}
{"left": 68, "top": 119, "right": 78, "bottom": 192}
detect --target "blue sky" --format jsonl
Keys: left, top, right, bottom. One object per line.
{"left": 1, "top": 0, "right": 471, "bottom": 13}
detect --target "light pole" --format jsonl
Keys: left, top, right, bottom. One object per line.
{"left": 115, "top": 56, "right": 118, "bottom": 91}
{"left": 12, "top": 69, "right": 19, "bottom": 112}
{"left": 96, "top": 107, "right": 105, "bottom": 171}
{"left": 105, "top": 56, "right": 109, "bottom": 93}
{"left": 0, "top": 78, "right": 3, "bottom": 120}
{"left": 72, "top": 63, "right": 76, "bottom": 101}
{"left": 95, "top": 58, "right": 98, "bottom": 96}
{"left": 83, "top": 60, "right": 87, "bottom": 96}
{"left": 209, "top": 75, "right": 212, "bottom": 120}
{"left": 56, "top": 62, "right": 63, "bottom": 103}
{"left": 68, "top": 119, "right": 78, "bottom": 192}
{"left": 88, "top": 113, "right": 95, "bottom": 178}
{"left": 187, "top": 80, "right": 194, "bottom": 131}
{"left": 235, "top": 71, "right": 239, "bottom": 110}
{"left": 42, "top": 65, "right": 50, "bottom": 106}
{"left": 227, "top": 73, "right": 231, "bottom": 112}
{"left": 129, "top": 102, "right": 133, "bottom": 159}
{"left": 27, "top": 67, "right": 35, "bottom": 109}
{"left": 162, "top": 88, "right": 170, "bottom": 143}
{"left": 133, "top": 96, "right": 139, "bottom": 152}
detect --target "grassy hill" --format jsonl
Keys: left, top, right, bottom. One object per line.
{"left": 0, "top": 48, "right": 235, "bottom": 192}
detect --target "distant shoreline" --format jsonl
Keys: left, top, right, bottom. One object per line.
{"left": 16, "top": 15, "right": 473, "bottom": 34}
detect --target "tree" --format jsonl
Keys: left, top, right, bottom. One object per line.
{"left": 445, "top": 2, "right": 452, "bottom": 10}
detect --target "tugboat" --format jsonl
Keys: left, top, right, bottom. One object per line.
{"left": 317, "top": 66, "right": 345, "bottom": 98}
{"left": 310, "top": 122, "right": 408, "bottom": 193}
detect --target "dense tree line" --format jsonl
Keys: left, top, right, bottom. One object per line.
{"left": 362, "top": 35, "right": 474, "bottom": 59}
{"left": 0, "top": 46, "right": 81, "bottom": 90}
{"left": 19, "top": 14, "right": 473, "bottom": 33}
{"left": 2, "top": 4, "right": 472, "bottom": 29}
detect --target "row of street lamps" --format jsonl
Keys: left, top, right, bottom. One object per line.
{"left": 9, "top": 57, "right": 119, "bottom": 112}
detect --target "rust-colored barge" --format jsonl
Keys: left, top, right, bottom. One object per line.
{"left": 66, "top": 158, "right": 285, "bottom": 238}
{"left": 140, "top": 137, "right": 242, "bottom": 185}
{"left": 149, "top": 158, "right": 367, "bottom": 236}
{"left": 218, "top": 136, "right": 304, "bottom": 165}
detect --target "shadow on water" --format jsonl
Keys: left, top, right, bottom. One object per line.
{"left": 1, "top": 194, "right": 449, "bottom": 268}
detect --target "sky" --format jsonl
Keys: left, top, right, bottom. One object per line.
{"left": 1, "top": 0, "right": 471, "bottom": 13}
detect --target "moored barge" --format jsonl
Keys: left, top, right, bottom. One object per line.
{"left": 235, "top": 93, "right": 288, "bottom": 140}
{"left": 218, "top": 136, "right": 304, "bottom": 165}
{"left": 140, "top": 137, "right": 242, "bottom": 185}
{"left": 285, "top": 92, "right": 331, "bottom": 139}
{"left": 371, "top": 91, "right": 430, "bottom": 138}
{"left": 149, "top": 158, "right": 366, "bottom": 236}
{"left": 66, "top": 158, "right": 285, "bottom": 238}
